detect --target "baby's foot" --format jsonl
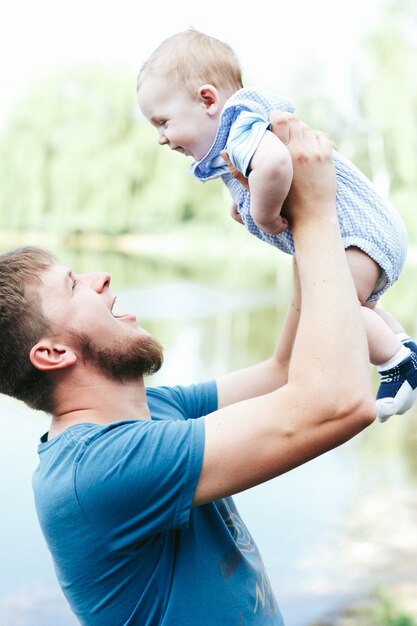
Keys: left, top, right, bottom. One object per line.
{"left": 376, "top": 352, "right": 417, "bottom": 423}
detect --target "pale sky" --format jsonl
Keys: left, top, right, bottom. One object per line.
{"left": 0, "top": 0, "right": 380, "bottom": 122}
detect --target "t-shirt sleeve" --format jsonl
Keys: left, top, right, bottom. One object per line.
{"left": 74, "top": 416, "right": 205, "bottom": 551}
{"left": 149, "top": 379, "right": 218, "bottom": 421}
{"left": 226, "top": 110, "right": 270, "bottom": 177}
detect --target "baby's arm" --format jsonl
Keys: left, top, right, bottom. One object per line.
{"left": 248, "top": 130, "right": 293, "bottom": 234}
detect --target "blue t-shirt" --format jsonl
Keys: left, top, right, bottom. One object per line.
{"left": 32, "top": 381, "right": 283, "bottom": 625}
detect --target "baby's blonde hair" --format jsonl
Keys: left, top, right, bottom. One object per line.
{"left": 137, "top": 30, "right": 243, "bottom": 99}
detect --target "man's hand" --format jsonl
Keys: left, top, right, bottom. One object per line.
{"left": 221, "top": 114, "right": 336, "bottom": 231}
{"left": 220, "top": 150, "right": 246, "bottom": 225}
{"left": 269, "top": 113, "right": 337, "bottom": 227}
{"left": 220, "top": 149, "right": 249, "bottom": 190}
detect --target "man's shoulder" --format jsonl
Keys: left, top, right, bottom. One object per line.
{"left": 146, "top": 380, "right": 218, "bottom": 421}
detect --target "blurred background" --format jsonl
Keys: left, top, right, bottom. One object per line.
{"left": 0, "top": 0, "right": 417, "bottom": 624}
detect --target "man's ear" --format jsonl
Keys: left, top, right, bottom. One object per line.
{"left": 29, "top": 339, "right": 77, "bottom": 372}
{"left": 197, "top": 84, "right": 220, "bottom": 114}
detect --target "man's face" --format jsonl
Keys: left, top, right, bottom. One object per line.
{"left": 36, "top": 264, "right": 163, "bottom": 380}
{"left": 137, "top": 74, "right": 219, "bottom": 161}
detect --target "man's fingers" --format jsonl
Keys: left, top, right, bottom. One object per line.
{"left": 220, "top": 149, "right": 232, "bottom": 168}
{"left": 268, "top": 114, "right": 314, "bottom": 150}
{"left": 288, "top": 126, "right": 335, "bottom": 163}
{"left": 268, "top": 112, "right": 294, "bottom": 146}
{"left": 220, "top": 150, "right": 249, "bottom": 190}
{"left": 316, "top": 131, "right": 337, "bottom": 152}
{"left": 269, "top": 112, "right": 334, "bottom": 154}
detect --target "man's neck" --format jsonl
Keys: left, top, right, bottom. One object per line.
{"left": 48, "top": 371, "right": 150, "bottom": 439}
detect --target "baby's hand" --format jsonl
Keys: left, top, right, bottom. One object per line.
{"left": 270, "top": 214, "right": 289, "bottom": 234}
{"left": 256, "top": 214, "right": 289, "bottom": 235}
{"left": 230, "top": 203, "right": 244, "bottom": 225}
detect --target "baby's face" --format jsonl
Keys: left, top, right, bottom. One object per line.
{"left": 138, "top": 75, "right": 220, "bottom": 161}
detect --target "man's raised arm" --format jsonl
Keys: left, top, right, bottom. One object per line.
{"left": 193, "top": 116, "right": 375, "bottom": 506}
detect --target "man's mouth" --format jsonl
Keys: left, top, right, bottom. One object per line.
{"left": 111, "top": 297, "right": 137, "bottom": 322}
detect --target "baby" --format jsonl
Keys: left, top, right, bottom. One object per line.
{"left": 137, "top": 29, "right": 417, "bottom": 423}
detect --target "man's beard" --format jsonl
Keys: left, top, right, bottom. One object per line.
{"left": 70, "top": 330, "right": 163, "bottom": 382}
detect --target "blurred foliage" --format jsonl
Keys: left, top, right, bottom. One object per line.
{"left": 312, "top": 588, "right": 417, "bottom": 625}
{"left": 0, "top": 65, "right": 229, "bottom": 236}
{"left": 0, "top": 0, "right": 415, "bottom": 252}
{"left": 361, "top": 0, "right": 417, "bottom": 243}
{"left": 294, "top": 0, "right": 417, "bottom": 245}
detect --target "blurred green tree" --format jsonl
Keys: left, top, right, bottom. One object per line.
{"left": 361, "top": 0, "right": 417, "bottom": 242}
{"left": 0, "top": 65, "right": 228, "bottom": 236}
{"left": 288, "top": 0, "right": 417, "bottom": 246}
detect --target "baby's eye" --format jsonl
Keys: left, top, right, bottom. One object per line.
{"left": 72, "top": 279, "right": 78, "bottom": 291}
{"left": 158, "top": 119, "right": 167, "bottom": 127}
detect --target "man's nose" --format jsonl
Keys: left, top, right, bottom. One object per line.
{"left": 81, "top": 272, "right": 111, "bottom": 293}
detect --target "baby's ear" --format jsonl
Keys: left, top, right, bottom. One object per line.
{"left": 30, "top": 339, "right": 77, "bottom": 371}
{"left": 198, "top": 84, "right": 219, "bottom": 112}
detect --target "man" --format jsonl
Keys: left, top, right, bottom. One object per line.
{"left": 0, "top": 116, "right": 375, "bottom": 625}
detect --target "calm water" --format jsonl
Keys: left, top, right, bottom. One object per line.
{"left": 1, "top": 251, "right": 416, "bottom": 626}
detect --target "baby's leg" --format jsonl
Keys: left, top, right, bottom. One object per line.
{"left": 360, "top": 304, "right": 403, "bottom": 365}
{"left": 373, "top": 306, "right": 417, "bottom": 355}
{"left": 346, "top": 247, "right": 417, "bottom": 422}
{"left": 346, "top": 247, "right": 401, "bottom": 362}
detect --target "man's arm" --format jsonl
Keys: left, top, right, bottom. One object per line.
{"left": 193, "top": 116, "right": 375, "bottom": 506}
{"left": 216, "top": 257, "right": 300, "bottom": 408}
{"left": 248, "top": 130, "right": 293, "bottom": 234}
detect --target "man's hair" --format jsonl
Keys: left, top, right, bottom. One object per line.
{"left": 137, "top": 29, "right": 243, "bottom": 98}
{"left": 0, "top": 246, "right": 56, "bottom": 413}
